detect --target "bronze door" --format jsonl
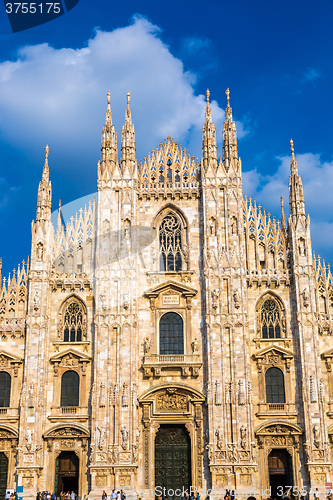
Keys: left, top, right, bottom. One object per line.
{"left": 268, "top": 449, "right": 293, "bottom": 497}
{"left": 55, "top": 451, "right": 79, "bottom": 496}
{"left": 0, "top": 452, "right": 9, "bottom": 500}
{"left": 155, "top": 425, "right": 191, "bottom": 498}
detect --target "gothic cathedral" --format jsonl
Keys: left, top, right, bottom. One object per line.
{"left": 0, "top": 89, "right": 332, "bottom": 498}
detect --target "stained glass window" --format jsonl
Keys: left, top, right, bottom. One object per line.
{"left": 63, "top": 301, "right": 83, "bottom": 342}
{"left": 159, "top": 215, "right": 183, "bottom": 272}
{"left": 261, "top": 299, "right": 281, "bottom": 338}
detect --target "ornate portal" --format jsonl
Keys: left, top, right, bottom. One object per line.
{"left": 155, "top": 425, "right": 191, "bottom": 497}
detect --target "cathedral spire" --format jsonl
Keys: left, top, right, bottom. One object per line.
{"left": 222, "top": 88, "right": 239, "bottom": 170}
{"left": 202, "top": 89, "right": 217, "bottom": 171}
{"left": 288, "top": 139, "right": 306, "bottom": 223}
{"left": 121, "top": 91, "right": 136, "bottom": 170}
{"left": 57, "top": 200, "right": 62, "bottom": 234}
{"left": 36, "top": 145, "right": 52, "bottom": 222}
{"left": 99, "top": 91, "right": 118, "bottom": 180}
{"left": 281, "top": 195, "right": 287, "bottom": 233}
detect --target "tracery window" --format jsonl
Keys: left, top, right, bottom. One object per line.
{"left": 0, "top": 372, "right": 11, "bottom": 407}
{"left": 159, "top": 215, "right": 183, "bottom": 272}
{"left": 159, "top": 312, "right": 184, "bottom": 355}
{"left": 265, "top": 367, "right": 285, "bottom": 403}
{"left": 63, "top": 301, "right": 84, "bottom": 342}
{"left": 61, "top": 370, "right": 79, "bottom": 407}
{"left": 261, "top": 299, "right": 282, "bottom": 338}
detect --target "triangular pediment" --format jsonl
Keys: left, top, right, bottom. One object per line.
{"left": 252, "top": 345, "right": 294, "bottom": 360}
{"left": 0, "top": 350, "right": 23, "bottom": 364}
{"left": 50, "top": 348, "right": 91, "bottom": 363}
{"left": 321, "top": 347, "right": 333, "bottom": 359}
{"left": 144, "top": 280, "right": 197, "bottom": 298}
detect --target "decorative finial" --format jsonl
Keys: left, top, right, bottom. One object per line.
{"left": 290, "top": 139, "right": 294, "bottom": 155}
{"left": 59, "top": 199, "right": 61, "bottom": 209}
{"left": 281, "top": 195, "right": 284, "bottom": 207}
{"left": 45, "top": 145, "right": 49, "bottom": 160}
{"left": 127, "top": 91, "right": 131, "bottom": 105}
{"left": 206, "top": 89, "right": 210, "bottom": 104}
{"left": 107, "top": 91, "right": 110, "bottom": 105}
{"left": 226, "top": 88, "right": 230, "bottom": 105}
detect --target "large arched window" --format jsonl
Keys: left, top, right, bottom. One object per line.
{"left": 265, "top": 367, "right": 285, "bottom": 404}
{"left": 159, "top": 215, "right": 183, "bottom": 272}
{"left": 261, "top": 298, "right": 282, "bottom": 338}
{"left": 63, "top": 300, "right": 84, "bottom": 342}
{"left": 159, "top": 313, "right": 184, "bottom": 355}
{"left": 0, "top": 372, "right": 11, "bottom": 407}
{"left": 61, "top": 371, "right": 79, "bottom": 407}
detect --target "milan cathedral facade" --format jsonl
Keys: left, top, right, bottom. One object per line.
{"left": 0, "top": 89, "right": 332, "bottom": 498}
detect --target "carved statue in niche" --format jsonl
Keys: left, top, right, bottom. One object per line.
{"left": 313, "top": 424, "right": 321, "bottom": 449}
{"left": 143, "top": 337, "right": 151, "bottom": 355}
{"left": 298, "top": 238, "right": 306, "bottom": 256}
{"left": 123, "top": 293, "right": 129, "bottom": 310}
{"left": 233, "top": 289, "right": 241, "bottom": 309}
{"left": 25, "top": 428, "right": 33, "bottom": 451}
{"left": 238, "top": 379, "right": 246, "bottom": 405}
{"left": 99, "top": 381, "right": 106, "bottom": 408}
{"left": 36, "top": 242, "right": 43, "bottom": 261}
{"left": 240, "top": 425, "right": 247, "bottom": 449}
{"left": 215, "top": 427, "right": 223, "bottom": 449}
{"left": 192, "top": 338, "right": 199, "bottom": 353}
{"left": 33, "top": 291, "right": 40, "bottom": 311}
{"left": 209, "top": 218, "right": 216, "bottom": 236}
{"left": 122, "top": 382, "right": 129, "bottom": 407}
{"left": 212, "top": 289, "right": 219, "bottom": 310}
{"left": 99, "top": 294, "right": 106, "bottom": 311}
{"left": 98, "top": 426, "right": 106, "bottom": 450}
{"left": 28, "top": 384, "right": 35, "bottom": 408}
{"left": 121, "top": 425, "right": 129, "bottom": 450}
{"left": 215, "top": 380, "right": 222, "bottom": 406}
{"left": 302, "top": 288, "right": 310, "bottom": 309}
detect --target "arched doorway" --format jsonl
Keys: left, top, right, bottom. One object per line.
{"left": 55, "top": 451, "right": 79, "bottom": 496}
{"left": 155, "top": 425, "right": 191, "bottom": 498}
{"left": 268, "top": 449, "right": 293, "bottom": 497}
{"left": 0, "top": 452, "right": 9, "bottom": 500}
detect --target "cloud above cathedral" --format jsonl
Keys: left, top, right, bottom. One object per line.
{"left": 0, "top": 15, "right": 226, "bottom": 169}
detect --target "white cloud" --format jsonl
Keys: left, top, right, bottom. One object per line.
{"left": 243, "top": 152, "right": 333, "bottom": 261}
{"left": 302, "top": 66, "right": 322, "bottom": 84}
{"left": 0, "top": 16, "right": 225, "bottom": 172}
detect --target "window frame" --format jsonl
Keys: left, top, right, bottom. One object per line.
{"left": 159, "top": 312, "right": 184, "bottom": 355}
{"left": 0, "top": 371, "right": 11, "bottom": 407}
{"left": 60, "top": 370, "right": 80, "bottom": 407}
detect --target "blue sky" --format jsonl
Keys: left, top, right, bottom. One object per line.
{"left": 0, "top": 0, "right": 333, "bottom": 276}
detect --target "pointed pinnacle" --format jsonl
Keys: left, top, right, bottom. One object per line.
{"left": 290, "top": 139, "right": 294, "bottom": 155}
{"left": 45, "top": 145, "right": 49, "bottom": 161}
{"left": 107, "top": 91, "right": 111, "bottom": 109}
{"left": 206, "top": 89, "right": 210, "bottom": 104}
{"left": 226, "top": 88, "right": 230, "bottom": 105}
{"left": 127, "top": 91, "right": 131, "bottom": 105}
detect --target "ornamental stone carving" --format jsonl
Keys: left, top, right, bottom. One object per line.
{"left": 310, "top": 375, "right": 318, "bottom": 403}
{"left": 121, "top": 425, "right": 129, "bottom": 451}
{"left": 156, "top": 390, "right": 187, "bottom": 410}
{"left": 238, "top": 379, "right": 246, "bottom": 405}
{"left": 215, "top": 380, "right": 222, "bottom": 406}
